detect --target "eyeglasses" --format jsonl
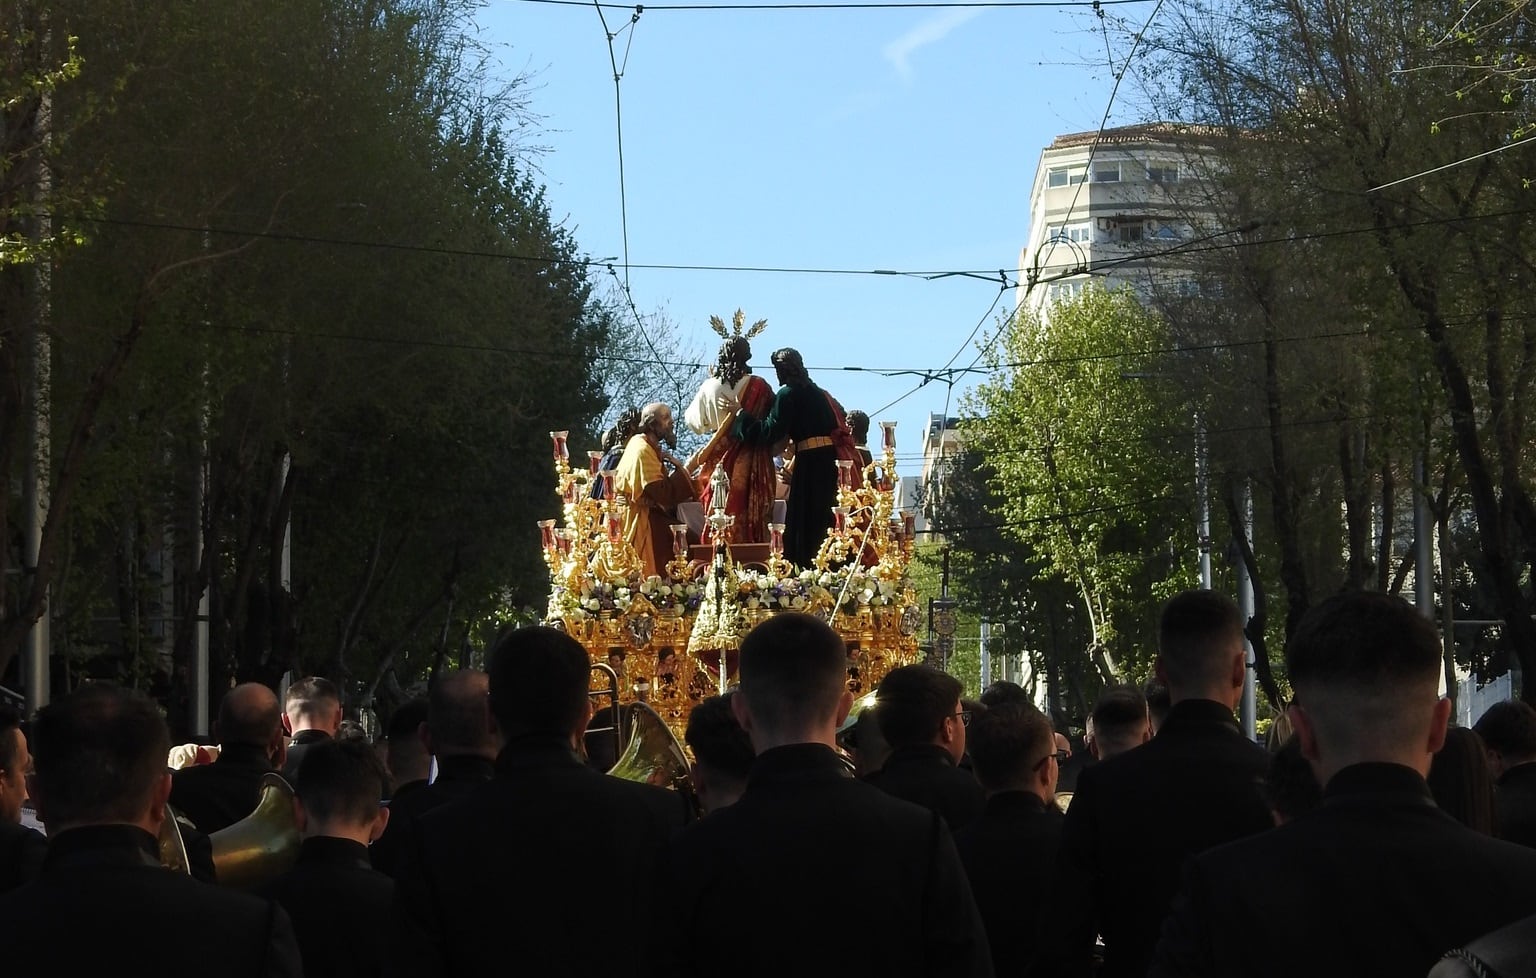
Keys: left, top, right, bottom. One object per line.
{"left": 951, "top": 710, "right": 972, "bottom": 728}
{"left": 1033, "top": 749, "right": 1070, "bottom": 771}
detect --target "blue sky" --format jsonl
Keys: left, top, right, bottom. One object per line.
{"left": 475, "top": 0, "right": 1134, "bottom": 468}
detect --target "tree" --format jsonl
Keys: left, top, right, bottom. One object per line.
{"left": 1134, "top": 0, "right": 1536, "bottom": 698}
{"left": 965, "top": 287, "right": 1197, "bottom": 683}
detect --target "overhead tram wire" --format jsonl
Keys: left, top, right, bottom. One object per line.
{"left": 960, "top": 0, "right": 1172, "bottom": 379}
{"left": 592, "top": 1, "right": 684, "bottom": 403}
{"left": 872, "top": 0, "right": 1155, "bottom": 411}
{"left": 85, "top": 205, "right": 1536, "bottom": 280}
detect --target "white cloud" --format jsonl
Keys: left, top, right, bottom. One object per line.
{"left": 882, "top": 9, "right": 983, "bottom": 80}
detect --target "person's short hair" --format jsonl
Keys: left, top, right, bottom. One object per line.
{"left": 294, "top": 738, "right": 389, "bottom": 827}
{"left": 285, "top": 677, "right": 342, "bottom": 720}
{"left": 1473, "top": 700, "right": 1536, "bottom": 762}
{"left": 1262, "top": 735, "right": 1321, "bottom": 822}
{"left": 685, "top": 693, "right": 754, "bottom": 785}
{"left": 738, "top": 613, "right": 849, "bottom": 732}
{"left": 875, "top": 664, "right": 964, "bottom": 749}
{"left": 1286, "top": 590, "right": 1442, "bottom": 751}
{"left": 216, "top": 684, "right": 282, "bottom": 749}
{"left": 846, "top": 410, "right": 870, "bottom": 445}
{"left": 0, "top": 704, "right": 23, "bottom": 774}
{"left": 429, "top": 670, "right": 493, "bottom": 753}
{"left": 386, "top": 697, "right": 429, "bottom": 771}
{"left": 1158, "top": 590, "right": 1245, "bottom": 689}
{"left": 979, "top": 680, "right": 1033, "bottom": 711}
{"left": 1091, "top": 685, "right": 1149, "bottom": 750}
{"left": 1428, "top": 725, "right": 1496, "bottom": 834}
{"left": 967, "top": 702, "right": 1055, "bottom": 792}
{"left": 486, "top": 625, "right": 591, "bottom": 738}
{"left": 32, "top": 684, "right": 170, "bottom": 827}
{"left": 1143, "top": 679, "right": 1171, "bottom": 728}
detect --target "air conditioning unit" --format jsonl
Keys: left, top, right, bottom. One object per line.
{"left": 1097, "top": 217, "right": 1115, "bottom": 230}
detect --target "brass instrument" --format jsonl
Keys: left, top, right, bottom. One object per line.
{"left": 597, "top": 700, "right": 701, "bottom": 818}
{"left": 207, "top": 772, "right": 301, "bottom": 889}
{"left": 584, "top": 661, "right": 625, "bottom": 771}
{"left": 159, "top": 804, "right": 192, "bottom": 874}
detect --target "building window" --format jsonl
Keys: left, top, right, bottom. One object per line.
{"left": 1048, "top": 165, "right": 1088, "bottom": 188}
{"left": 1147, "top": 161, "right": 1181, "bottom": 183}
{"left": 1047, "top": 280, "right": 1087, "bottom": 303}
{"left": 1046, "top": 223, "right": 1092, "bottom": 244}
{"left": 1093, "top": 162, "right": 1121, "bottom": 183}
{"left": 1115, "top": 221, "right": 1144, "bottom": 243}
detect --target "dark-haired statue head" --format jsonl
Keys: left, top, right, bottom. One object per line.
{"left": 715, "top": 337, "right": 753, "bottom": 388}
{"left": 770, "top": 348, "right": 810, "bottom": 388}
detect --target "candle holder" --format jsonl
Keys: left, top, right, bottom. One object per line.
{"left": 550, "top": 430, "right": 569, "bottom": 462}
{"left": 538, "top": 519, "right": 557, "bottom": 551}
{"left": 556, "top": 528, "right": 573, "bottom": 556}
{"left": 902, "top": 511, "right": 916, "bottom": 544}
{"left": 769, "top": 522, "right": 785, "bottom": 557}
{"left": 588, "top": 450, "right": 604, "bottom": 478}
{"left": 879, "top": 420, "right": 897, "bottom": 453}
{"left": 836, "top": 459, "right": 854, "bottom": 491}
{"left": 833, "top": 506, "right": 849, "bottom": 534}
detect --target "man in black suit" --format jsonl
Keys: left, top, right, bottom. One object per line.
{"left": 0, "top": 705, "right": 45, "bottom": 893}
{"left": 283, "top": 675, "right": 342, "bottom": 780}
{"left": 1473, "top": 699, "right": 1536, "bottom": 848}
{"left": 865, "top": 663, "right": 986, "bottom": 831}
{"left": 388, "top": 626, "right": 691, "bottom": 976}
{"left": 371, "top": 671, "right": 498, "bottom": 878}
{"left": 954, "top": 702, "right": 1063, "bottom": 978}
{"left": 1038, "top": 589, "right": 1271, "bottom": 978}
{"left": 1086, "top": 684, "right": 1151, "bottom": 761}
{"left": 1152, "top": 590, "right": 1536, "bottom": 977}
{"left": 263, "top": 736, "right": 394, "bottom": 978}
{"left": 0, "top": 684, "right": 301, "bottom": 975}
{"left": 170, "top": 682, "right": 286, "bottom": 834}
{"left": 662, "top": 612, "right": 993, "bottom": 978}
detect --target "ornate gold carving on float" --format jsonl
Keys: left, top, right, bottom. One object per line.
{"left": 540, "top": 422, "right": 921, "bottom": 743}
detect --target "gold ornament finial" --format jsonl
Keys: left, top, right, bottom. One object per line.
{"left": 709, "top": 309, "right": 769, "bottom": 340}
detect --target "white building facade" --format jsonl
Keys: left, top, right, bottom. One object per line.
{"left": 1015, "top": 123, "right": 1224, "bottom": 324}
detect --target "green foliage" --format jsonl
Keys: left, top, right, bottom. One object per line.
{"left": 964, "top": 288, "right": 1196, "bottom": 681}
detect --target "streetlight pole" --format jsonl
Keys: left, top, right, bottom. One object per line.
{"left": 1237, "top": 480, "right": 1256, "bottom": 740}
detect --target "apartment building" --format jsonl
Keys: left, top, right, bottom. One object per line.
{"left": 1015, "top": 123, "right": 1223, "bottom": 324}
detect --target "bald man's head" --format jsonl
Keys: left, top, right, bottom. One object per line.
{"left": 216, "top": 683, "right": 284, "bottom": 751}
{"left": 427, "top": 670, "right": 498, "bottom": 759}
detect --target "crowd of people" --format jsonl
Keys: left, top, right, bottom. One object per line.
{"left": 4, "top": 589, "right": 1536, "bottom": 975}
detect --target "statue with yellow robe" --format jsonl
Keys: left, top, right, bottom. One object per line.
{"left": 614, "top": 402, "right": 698, "bottom": 577}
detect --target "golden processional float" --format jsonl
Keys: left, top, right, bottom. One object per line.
{"left": 538, "top": 423, "right": 924, "bottom": 759}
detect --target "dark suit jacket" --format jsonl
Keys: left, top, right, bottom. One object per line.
{"left": 262, "top": 836, "right": 394, "bottom": 978}
{"left": 1430, "top": 908, "right": 1536, "bottom": 978}
{"left": 282, "top": 728, "right": 331, "bottom": 781}
{"left": 1039, "top": 698, "right": 1271, "bottom": 978}
{"left": 170, "top": 743, "right": 278, "bottom": 834}
{"left": 387, "top": 734, "right": 691, "bottom": 977}
{"left": 664, "top": 743, "right": 993, "bottom": 978}
{"left": 865, "top": 743, "right": 988, "bottom": 831}
{"left": 0, "top": 820, "right": 46, "bottom": 893}
{"left": 370, "top": 755, "right": 495, "bottom": 878}
{"left": 954, "top": 790, "right": 1062, "bottom": 978}
{"left": 1153, "top": 763, "right": 1536, "bottom": 978}
{"left": 0, "top": 824, "right": 302, "bottom": 976}
{"left": 1495, "top": 761, "right": 1536, "bottom": 849}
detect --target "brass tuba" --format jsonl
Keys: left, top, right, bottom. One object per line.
{"left": 207, "top": 772, "right": 301, "bottom": 889}
{"left": 158, "top": 804, "right": 193, "bottom": 874}
{"left": 608, "top": 701, "right": 692, "bottom": 793}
